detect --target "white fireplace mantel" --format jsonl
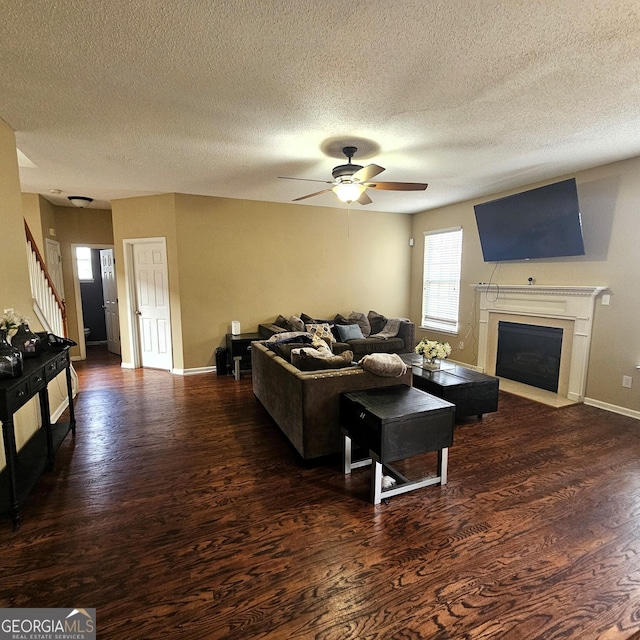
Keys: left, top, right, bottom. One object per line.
{"left": 473, "top": 284, "right": 607, "bottom": 402}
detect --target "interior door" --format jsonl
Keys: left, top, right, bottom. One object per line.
{"left": 132, "top": 241, "right": 172, "bottom": 370}
{"left": 45, "top": 238, "right": 65, "bottom": 300}
{"left": 100, "top": 249, "right": 121, "bottom": 355}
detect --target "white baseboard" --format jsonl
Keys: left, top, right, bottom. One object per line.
{"left": 171, "top": 366, "right": 216, "bottom": 376}
{"left": 584, "top": 397, "right": 640, "bottom": 421}
{"left": 120, "top": 361, "right": 135, "bottom": 369}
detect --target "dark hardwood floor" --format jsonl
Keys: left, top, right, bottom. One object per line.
{"left": 1, "top": 346, "right": 640, "bottom": 639}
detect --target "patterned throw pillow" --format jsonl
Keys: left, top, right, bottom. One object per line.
{"left": 305, "top": 323, "right": 335, "bottom": 344}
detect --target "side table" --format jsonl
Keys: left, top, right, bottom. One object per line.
{"left": 225, "top": 332, "right": 261, "bottom": 380}
{"left": 340, "top": 385, "right": 455, "bottom": 504}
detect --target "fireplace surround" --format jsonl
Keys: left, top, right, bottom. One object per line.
{"left": 474, "top": 285, "right": 606, "bottom": 401}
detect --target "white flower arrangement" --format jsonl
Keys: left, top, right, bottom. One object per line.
{"left": 415, "top": 338, "right": 452, "bottom": 360}
{"left": 0, "top": 309, "right": 26, "bottom": 337}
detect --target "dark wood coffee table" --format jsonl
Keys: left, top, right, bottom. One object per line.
{"left": 340, "top": 385, "right": 455, "bottom": 504}
{"left": 399, "top": 353, "right": 499, "bottom": 419}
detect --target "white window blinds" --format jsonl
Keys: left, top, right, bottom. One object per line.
{"left": 421, "top": 227, "right": 463, "bottom": 333}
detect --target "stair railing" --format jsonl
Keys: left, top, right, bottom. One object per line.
{"left": 24, "top": 220, "right": 67, "bottom": 337}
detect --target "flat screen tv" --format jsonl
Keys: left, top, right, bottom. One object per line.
{"left": 473, "top": 178, "right": 585, "bottom": 261}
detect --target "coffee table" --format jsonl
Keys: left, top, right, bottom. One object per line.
{"left": 340, "top": 385, "right": 455, "bottom": 504}
{"left": 399, "top": 353, "right": 499, "bottom": 419}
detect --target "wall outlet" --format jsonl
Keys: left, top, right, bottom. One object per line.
{"left": 458, "top": 341, "right": 464, "bottom": 350}
{"left": 602, "top": 294, "right": 611, "bottom": 305}
{"left": 622, "top": 375, "right": 633, "bottom": 389}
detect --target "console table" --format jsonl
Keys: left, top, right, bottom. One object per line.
{"left": 0, "top": 347, "right": 75, "bottom": 529}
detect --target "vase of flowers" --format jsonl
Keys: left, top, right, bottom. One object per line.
{"left": 0, "top": 328, "right": 23, "bottom": 378}
{"left": 415, "top": 338, "right": 452, "bottom": 371}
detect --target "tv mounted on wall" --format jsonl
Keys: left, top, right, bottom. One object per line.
{"left": 473, "top": 178, "right": 585, "bottom": 262}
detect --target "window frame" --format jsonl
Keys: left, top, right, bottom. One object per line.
{"left": 75, "top": 246, "right": 94, "bottom": 283}
{"left": 420, "top": 226, "right": 463, "bottom": 335}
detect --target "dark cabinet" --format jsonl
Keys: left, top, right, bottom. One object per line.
{"left": 0, "top": 347, "right": 75, "bottom": 529}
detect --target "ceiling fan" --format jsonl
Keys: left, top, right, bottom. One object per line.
{"left": 279, "top": 146, "right": 428, "bottom": 205}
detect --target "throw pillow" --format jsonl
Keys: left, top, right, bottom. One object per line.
{"left": 359, "top": 353, "right": 408, "bottom": 377}
{"left": 305, "top": 323, "right": 336, "bottom": 344}
{"left": 368, "top": 310, "right": 387, "bottom": 335}
{"left": 370, "top": 318, "right": 401, "bottom": 340}
{"left": 274, "top": 314, "right": 291, "bottom": 330}
{"left": 288, "top": 315, "right": 305, "bottom": 332}
{"left": 294, "top": 349, "right": 354, "bottom": 371}
{"left": 269, "top": 342, "right": 314, "bottom": 362}
{"left": 335, "top": 323, "right": 365, "bottom": 341}
{"left": 266, "top": 331, "right": 313, "bottom": 344}
{"left": 349, "top": 311, "right": 371, "bottom": 337}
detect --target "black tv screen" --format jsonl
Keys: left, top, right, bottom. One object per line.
{"left": 473, "top": 178, "right": 585, "bottom": 261}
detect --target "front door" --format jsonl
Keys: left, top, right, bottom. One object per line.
{"left": 132, "top": 240, "right": 172, "bottom": 370}
{"left": 100, "top": 249, "right": 121, "bottom": 355}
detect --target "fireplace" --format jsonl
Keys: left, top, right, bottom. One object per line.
{"left": 496, "top": 321, "right": 563, "bottom": 392}
{"left": 474, "top": 284, "right": 606, "bottom": 401}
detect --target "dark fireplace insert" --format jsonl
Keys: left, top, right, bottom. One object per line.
{"left": 496, "top": 321, "right": 563, "bottom": 392}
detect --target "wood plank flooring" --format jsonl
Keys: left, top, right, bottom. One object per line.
{"left": 1, "top": 346, "right": 640, "bottom": 639}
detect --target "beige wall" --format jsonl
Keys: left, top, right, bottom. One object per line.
{"left": 410, "top": 155, "right": 640, "bottom": 412}
{"left": 111, "top": 193, "right": 183, "bottom": 368}
{"left": 112, "top": 193, "right": 413, "bottom": 371}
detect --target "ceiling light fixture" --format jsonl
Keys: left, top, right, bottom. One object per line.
{"left": 68, "top": 196, "right": 93, "bottom": 208}
{"left": 333, "top": 182, "right": 365, "bottom": 203}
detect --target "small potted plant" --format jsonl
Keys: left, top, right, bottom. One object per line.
{"left": 415, "top": 338, "right": 452, "bottom": 370}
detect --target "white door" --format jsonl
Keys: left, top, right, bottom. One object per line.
{"left": 100, "top": 249, "right": 121, "bottom": 355}
{"left": 45, "top": 238, "right": 65, "bottom": 300}
{"left": 132, "top": 241, "right": 172, "bottom": 370}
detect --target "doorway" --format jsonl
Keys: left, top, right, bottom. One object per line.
{"left": 123, "top": 237, "right": 173, "bottom": 371}
{"left": 72, "top": 243, "right": 120, "bottom": 361}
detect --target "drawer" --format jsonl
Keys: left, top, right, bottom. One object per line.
{"left": 29, "top": 370, "right": 46, "bottom": 393}
{"left": 6, "top": 379, "right": 31, "bottom": 413}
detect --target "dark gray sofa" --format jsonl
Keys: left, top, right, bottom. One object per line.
{"left": 258, "top": 317, "right": 415, "bottom": 358}
{"left": 252, "top": 341, "right": 412, "bottom": 459}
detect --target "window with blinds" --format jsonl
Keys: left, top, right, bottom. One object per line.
{"left": 421, "top": 227, "right": 463, "bottom": 333}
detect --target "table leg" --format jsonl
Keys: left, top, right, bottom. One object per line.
{"left": 233, "top": 356, "right": 242, "bottom": 381}
{"left": 342, "top": 433, "right": 352, "bottom": 474}
{"left": 438, "top": 447, "right": 449, "bottom": 485}
{"left": 2, "top": 419, "right": 21, "bottom": 529}
{"left": 371, "top": 454, "right": 383, "bottom": 505}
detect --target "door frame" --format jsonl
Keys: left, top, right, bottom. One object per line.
{"left": 71, "top": 242, "right": 115, "bottom": 361}
{"left": 122, "top": 237, "right": 173, "bottom": 371}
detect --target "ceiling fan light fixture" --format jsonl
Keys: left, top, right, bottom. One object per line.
{"left": 68, "top": 196, "right": 93, "bottom": 208}
{"left": 333, "top": 183, "right": 365, "bottom": 203}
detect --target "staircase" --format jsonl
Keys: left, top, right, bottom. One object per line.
{"left": 24, "top": 220, "right": 78, "bottom": 396}
{"left": 24, "top": 221, "right": 67, "bottom": 337}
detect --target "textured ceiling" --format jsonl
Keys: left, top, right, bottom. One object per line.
{"left": 1, "top": 0, "right": 640, "bottom": 214}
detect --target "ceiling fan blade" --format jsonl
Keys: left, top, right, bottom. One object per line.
{"left": 363, "top": 181, "right": 428, "bottom": 191}
{"left": 352, "top": 164, "right": 385, "bottom": 183}
{"left": 292, "top": 188, "right": 334, "bottom": 202}
{"left": 357, "top": 190, "right": 373, "bottom": 205}
{"left": 279, "top": 176, "right": 333, "bottom": 184}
